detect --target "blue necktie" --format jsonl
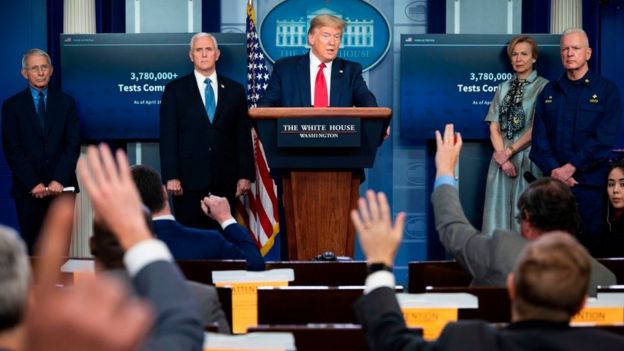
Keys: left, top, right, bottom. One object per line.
{"left": 37, "top": 91, "right": 45, "bottom": 129}
{"left": 204, "top": 78, "right": 216, "bottom": 123}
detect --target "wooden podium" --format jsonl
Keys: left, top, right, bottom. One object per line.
{"left": 249, "top": 107, "right": 391, "bottom": 260}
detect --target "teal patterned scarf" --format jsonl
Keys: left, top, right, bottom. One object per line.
{"left": 499, "top": 78, "right": 528, "bottom": 139}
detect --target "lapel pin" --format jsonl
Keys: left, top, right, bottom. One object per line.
{"left": 339, "top": 70, "right": 343, "bottom": 74}
{"left": 220, "top": 84, "right": 225, "bottom": 88}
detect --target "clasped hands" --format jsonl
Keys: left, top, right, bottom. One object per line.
{"left": 493, "top": 149, "right": 517, "bottom": 178}
{"left": 551, "top": 163, "right": 578, "bottom": 187}
{"left": 31, "top": 181, "right": 64, "bottom": 198}
{"left": 166, "top": 178, "right": 251, "bottom": 197}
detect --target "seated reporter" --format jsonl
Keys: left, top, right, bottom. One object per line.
{"left": 75, "top": 144, "right": 204, "bottom": 351}
{"left": 130, "top": 165, "right": 264, "bottom": 271}
{"left": 351, "top": 190, "right": 624, "bottom": 351}
{"left": 431, "top": 124, "right": 614, "bottom": 295}
{"left": 91, "top": 208, "right": 231, "bottom": 334}
{"left": 23, "top": 142, "right": 206, "bottom": 351}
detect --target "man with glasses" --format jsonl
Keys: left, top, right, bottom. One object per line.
{"left": 1, "top": 48, "right": 81, "bottom": 253}
{"left": 431, "top": 124, "right": 614, "bottom": 296}
{"left": 258, "top": 14, "right": 377, "bottom": 108}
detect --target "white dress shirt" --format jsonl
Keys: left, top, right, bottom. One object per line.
{"left": 194, "top": 70, "right": 219, "bottom": 107}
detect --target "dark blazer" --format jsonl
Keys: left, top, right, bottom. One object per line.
{"left": 107, "top": 269, "right": 230, "bottom": 334}
{"left": 530, "top": 71, "right": 622, "bottom": 187}
{"left": 432, "top": 184, "right": 616, "bottom": 296}
{"left": 153, "top": 219, "right": 265, "bottom": 271}
{"left": 133, "top": 260, "right": 204, "bottom": 351}
{"left": 186, "top": 280, "right": 230, "bottom": 333}
{"left": 257, "top": 53, "right": 377, "bottom": 107}
{"left": 159, "top": 73, "right": 254, "bottom": 196}
{"left": 355, "top": 287, "right": 624, "bottom": 351}
{"left": 2, "top": 87, "right": 80, "bottom": 197}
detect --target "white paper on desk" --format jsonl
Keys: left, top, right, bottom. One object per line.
{"left": 397, "top": 292, "right": 479, "bottom": 309}
{"left": 60, "top": 259, "right": 95, "bottom": 273}
{"left": 586, "top": 292, "right": 624, "bottom": 307}
{"left": 212, "top": 268, "right": 294, "bottom": 284}
{"left": 203, "top": 331, "right": 296, "bottom": 350}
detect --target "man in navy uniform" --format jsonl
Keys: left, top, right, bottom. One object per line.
{"left": 530, "top": 28, "right": 622, "bottom": 251}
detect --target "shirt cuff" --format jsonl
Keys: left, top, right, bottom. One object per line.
{"left": 434, "top": 175, "right": 457, "bottom": 189}
{"left": 364, "top": 271, "right": 395, "bottom": 294}
{"left": 123, "top": 239, "right": 173, "bottom": 277}
{"left": 221, "top": 218, "right": 237, "bottom": 230}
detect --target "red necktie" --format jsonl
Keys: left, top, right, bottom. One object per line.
{"left": 314, "top": 63, "right": 328, "bottom": 107}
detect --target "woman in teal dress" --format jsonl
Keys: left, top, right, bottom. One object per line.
{"left": 481, "top": 35, "right": 548, "bottom": 236}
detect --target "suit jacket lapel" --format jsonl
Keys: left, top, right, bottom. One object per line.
{"left": 330, "top": 58, "right": 345, "bottom": 107}
{"left": 43, "top": 88, "right": 60, "bottom": 137}
{"left": 297, "top": 54, "right": 311, "bottom": 107}
{"left": 187, "top": 74, "right": 211, "bottom": 122}
{"left": 213, "top": 76, "right": 226, "bottom": 125}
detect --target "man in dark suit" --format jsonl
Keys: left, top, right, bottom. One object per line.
{"left": 432, "top": 124, "right": 614, "bottom": 296}
{"left": 351, "top": 187, "right": 624, "bottom": 350}
{"left": 1, "top": 48, "right": 81, "bottom": 252}
{"left": 90, "top": 206, "right": 231, "bottom": 333}
{"left": 257, "top": 14, "right": 377, "bottom": 108}
{"left": 25, "top": 145, "right": 205, "bottom": 351}
{"left": 160, "top": 33, "right": 254, "bottom": 229}
{"left": 131, "top": 164, "right": 264, "bottom": 271}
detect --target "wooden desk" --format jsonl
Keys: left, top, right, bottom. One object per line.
{"left": 257, "top": 287, "right": 366, "bottom": 324}
{"left": 265, "top": 261, "right": 367, "bottom": 286}
{"left": 176, "top": 260, "right": 246, "bottom": 285}
{"left": 426, "top": 286, "right": 510, "bottom": 322}
{"left": 216, "top": 286, "right": 233, "bottom": 328}
{"left": 408, "top": 260, "right": 472, "bottom": 293}
{"left": 249, "top": 324, "right": 423, "bottom": 351}
{"left": 597, "top": 258, "right": 624, "bottom": 284}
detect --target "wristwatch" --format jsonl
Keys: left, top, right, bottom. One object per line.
{"left": 366, "top": 262, "right": 393, "bottom": 275}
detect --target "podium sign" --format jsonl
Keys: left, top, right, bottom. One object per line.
{"left": 250, "top": 107, "right": 391, "bottom": 260}
{"left": 277, "top": 118, "right": 360, "bottom": 147}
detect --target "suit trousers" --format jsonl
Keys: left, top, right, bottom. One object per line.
{"left": 172, "top": 190, "right": 229, "bottom": 231}
{"left": 15, "top": 195, "right": 53, "bottom": 253}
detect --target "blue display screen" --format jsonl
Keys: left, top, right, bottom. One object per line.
{"left": 60, "top": 33, "right": 246, "bottom": 140}
{"left": 399, "top": 34, "right": 562, "bottom": 141}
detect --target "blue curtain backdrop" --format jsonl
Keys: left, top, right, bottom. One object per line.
{"left": 0, "top": 0, "right": 621, "bottom": 252}
{"left": 0, "top": 0, "right": 47, "bottom": 231}
{"left": 521, "top": 0, "right": 550, "bottom": 34}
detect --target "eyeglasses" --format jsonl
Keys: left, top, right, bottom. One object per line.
{"left": 26, "top": 64, "right": 50, "bottom": 73}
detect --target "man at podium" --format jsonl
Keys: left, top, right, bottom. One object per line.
{"left": 257, "top": 14, "right": 377, "bottom": 108}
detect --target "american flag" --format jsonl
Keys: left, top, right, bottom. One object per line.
{"left": 235, "top": 0, "right": 279, "bottom": 256}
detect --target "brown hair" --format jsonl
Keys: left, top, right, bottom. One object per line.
{"left": 517, "top": 177, "right": 580, "bottom": 236}
{"left": 512, "top": 232, "right": 590, "bottom": 321}
{"left": 507, "top": 35, "right": 539, "bottom": 60}
{"left": 307, "top": 14, "right": 346, "bottom": 36}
